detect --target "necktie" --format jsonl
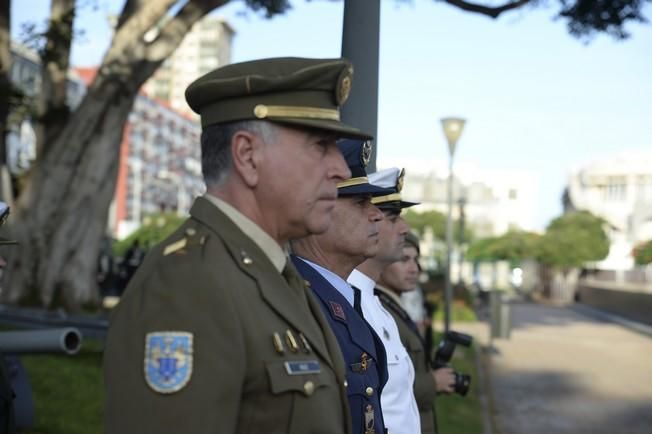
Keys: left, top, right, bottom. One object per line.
{"left": 352, "top": 285, "right": 364, "bottom": 318}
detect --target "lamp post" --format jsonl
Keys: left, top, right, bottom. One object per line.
{"left": 457, "top": 194, "right": 467, "bottom": 286}
{"left": 441, "top": 117, "right": 466, "bottom": 333}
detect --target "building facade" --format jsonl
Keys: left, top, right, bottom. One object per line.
{"left": 142, "top": 16, "right": 235, "bottom": 117}
{"left": 6, "top": 42, "right": 86, "bottom": 174}
{"left": 564, "top": 151, "right": 652, "bottom": 269}
{"left": 398, "top": 162, "right": 539, "bottom": 238}
{"left": 379, "top": 159, "right": 539, "bottom": 281}
{"left": 110, "top": 94, "right": 204, "bottom": 239}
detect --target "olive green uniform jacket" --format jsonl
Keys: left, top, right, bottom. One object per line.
{"left": 104, "top": 197, "right": 351, "bottom": 434}
{"left": 375, "top": 286, "right": 438, "bottom": 434}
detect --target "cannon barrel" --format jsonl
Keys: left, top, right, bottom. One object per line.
{"left": 0, "top": 327, "right": 82, "bottom": 355}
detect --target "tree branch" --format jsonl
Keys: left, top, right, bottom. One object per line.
{"left": 146, "top": 0, "right": 229, "bottom": 62}
{"left": 0, "top": 0, "right": 11, "bottom": 168}
{"left": 115, "top": 0, "right": 141, "bottom": 30}
{"left": 442, "top": 0, "right": 532, "bottom": 19}
{"left": 105, "top": 0, "right": 178, "bottom": 61}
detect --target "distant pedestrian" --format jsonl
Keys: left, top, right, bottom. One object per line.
{"left": 97, "top": 237, "right": 116, "bottom": 297}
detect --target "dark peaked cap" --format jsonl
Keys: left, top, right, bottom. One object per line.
{"left": 185, "top": 57, "right": 372, "bottom": 140}
{"left": 336, "top": 139, "right": 392, "bottom": 197}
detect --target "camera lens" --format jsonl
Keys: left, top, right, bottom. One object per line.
{"left": 454, "top": 372, "right": 471, "bottom": 396}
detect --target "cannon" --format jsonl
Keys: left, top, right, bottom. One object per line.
{"left": 1, "top": 328, "right": 84, "bottom": 432}
{"left": 0, "top": 328, "right": 82, "bottom": 356}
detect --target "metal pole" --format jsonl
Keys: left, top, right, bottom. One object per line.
{"left": 341, "top": 0, "right": 380, "bottom": 172}
{"left": 444, "top": 155, "right": 454, "bottom": 333}
{"left": 458, "top": 197, "right": 466, "bottom": 285}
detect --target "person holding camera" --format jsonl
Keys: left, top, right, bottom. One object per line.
{"left": 376, "top": 230, "right": 456, "bottom": 434}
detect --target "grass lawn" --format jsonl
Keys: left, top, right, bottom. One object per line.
{"left": 430, "top": 300, "right": 483, "bottom": 434}
{"left": 20, "top": 340, "right": 104, "bottom": 434}
{"left": 433, "top": 332, "right": 484, "bottom": 434}
{"left": 16, "top": 302, "right": 483, "bottom": 433}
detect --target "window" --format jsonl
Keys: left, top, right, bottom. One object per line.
{"left": 603, "top": 176, "right": 627, "bottom": 201}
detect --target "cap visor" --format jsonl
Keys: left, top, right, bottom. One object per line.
{"left": 376, "top": 200, "right": 420, "bottom": 210}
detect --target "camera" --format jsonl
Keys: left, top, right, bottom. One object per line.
{"left": 432, "top": 330, "right": 473, "bottom": 396}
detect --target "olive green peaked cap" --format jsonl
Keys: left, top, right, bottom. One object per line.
{"left": 185, "top": 57, "right": 372, "bottom": 140}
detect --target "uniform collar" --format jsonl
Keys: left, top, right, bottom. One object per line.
{"left": 204, "top": 193, "right": 286, "bottom": 272}
{"left": 295, "top": 256, "right": 354, "bottom": 307}
{"left": 347, "top": 269, "right": 376, "bottom": 296}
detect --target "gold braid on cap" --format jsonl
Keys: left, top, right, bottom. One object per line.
{"left": 253, "top": 104, "right": 340, "bottom": 121}
{"left": 337, "top": 177, "right": 369, "bottom": 189}
{"left": 371, "top": 193, "right": 402, "bottom": 205}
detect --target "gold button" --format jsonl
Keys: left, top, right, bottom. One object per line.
{"left": 304, "top": 381, "right": 315, "bottom": 396}
{"left": 365, "top": 386, "right": 373, "bottom": 396}
{"left": 254, "top": 104, "right": 268, "bottom": 119}
{"left": 344, "top": 380, "right": 348, "bottom": 388}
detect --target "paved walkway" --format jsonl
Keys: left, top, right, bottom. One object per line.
{"left": 454, "top": 302, "right": 652, "bottom": 434}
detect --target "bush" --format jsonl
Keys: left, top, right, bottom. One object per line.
{"left": 633, "top": 240, "right": 652, "bottom": 265}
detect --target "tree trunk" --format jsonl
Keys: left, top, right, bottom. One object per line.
{"left": 0, "top": 0, "right": 12, "bottom": 203}
{"left": 2, "top": 0, "right": 228, "bottom": 309}
{"left": 4, "top": 80, "right": 134, "bottom": 308}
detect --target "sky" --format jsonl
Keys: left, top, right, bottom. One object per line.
{"left": 10, "top": 0, "right": 652, "bottom": 230}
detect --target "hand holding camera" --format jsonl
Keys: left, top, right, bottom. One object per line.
{"left": 432, "top": 330, "right": 473, "bottom": 396}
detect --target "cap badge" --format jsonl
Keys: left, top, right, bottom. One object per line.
{"left": 360, "top": 141, "right": 372, "bottom": 167}
{"left": 397, "top": 168, "right": 405, "bottom": 192}
{"left": 336, "top": 67, "right": 353, "bottom": 105}
{"left": 144, "top": 332, "right": 193, "bottom": 394}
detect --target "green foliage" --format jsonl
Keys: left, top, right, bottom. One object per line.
{"left": 404, "top": 209, "right": 446, "bottom": 238}
{"left": 466, "top": 231, "right": 541, "bottom": 264}
{"left": 432, "top": 301, "right": 478, "bottom": 322}
{"left": 245, "top": 0, "right": 291, "bottom": 17}
{"left": 112, "top": 212, "right": 184, "bottom": 257}
{"left": 633, "top": 239, "right": 652, "bottom": 265}
{"left": 537, "top": 210, "right": 609, "bottom": 268}
{"left": 559, "top": 0, "right": 648, "bottom": 40}
{"left": 403, "top": 209, "right": 473, "bottom": 244}
{"left": 21, "top": 340, "right": 104, "bottom": 434}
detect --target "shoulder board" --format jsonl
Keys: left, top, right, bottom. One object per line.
{"left": 164, "top": 238, "right": 187, "bottom": 256}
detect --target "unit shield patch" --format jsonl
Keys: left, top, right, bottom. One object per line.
{"left": 145, "top": 331, "right": 193, "bottom": 393}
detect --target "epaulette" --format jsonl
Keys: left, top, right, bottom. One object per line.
{"left": 163, "top": 227, "right": 207, "bottom": 256}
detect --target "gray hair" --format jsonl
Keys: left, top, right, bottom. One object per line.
{"left": 201, "top": 120, "right": 278, "bottom": 187}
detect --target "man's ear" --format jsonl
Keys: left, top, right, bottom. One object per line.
{"left": 230, "top": 130, "right": 263, "bottom": 187}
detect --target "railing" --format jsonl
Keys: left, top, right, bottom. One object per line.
{"left": 585, "top": 267, "right": 652, "bottom": 286}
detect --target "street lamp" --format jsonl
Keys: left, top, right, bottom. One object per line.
{"left": 440, "top": 117, "right": 466, "bottom": 333}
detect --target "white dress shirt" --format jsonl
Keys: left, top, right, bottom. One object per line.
{"left": 348, "top": 269, "right": 421, "bottom": 434}
{"left": 294, "top": 257, "right": 354, "bottom": 305}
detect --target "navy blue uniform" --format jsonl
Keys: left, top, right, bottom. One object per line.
{"left": 292, "top": 255, "right": 388, "bottom": 434}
